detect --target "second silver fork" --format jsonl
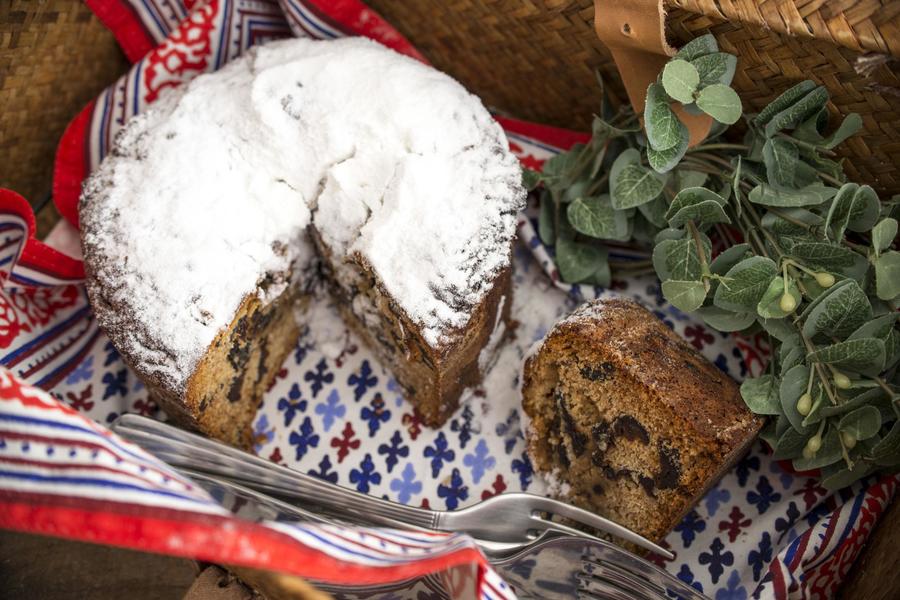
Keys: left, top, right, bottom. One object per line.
{"left": 184, "top": 467, "right": 708, "bottom": 600}
{"left": 112, "top": 414, "right": 671, "bottom": 557}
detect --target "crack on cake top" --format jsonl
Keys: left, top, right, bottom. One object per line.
{"left": 79, "top": 37, "right": 524, "bottom": 393}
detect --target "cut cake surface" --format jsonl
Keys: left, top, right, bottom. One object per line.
{"left": 79, "top": 37, "right": 525, "bottom": 444}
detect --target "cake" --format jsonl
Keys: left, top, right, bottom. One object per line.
{"left": 79, "top": 38, "right": 524, "bottom": 446}
{"left": 520, "top": 298, "right": 762, "bottom": 542}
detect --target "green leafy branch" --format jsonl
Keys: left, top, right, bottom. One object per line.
{"left": 524, "top": 33, "right": 900, "bottom": 490}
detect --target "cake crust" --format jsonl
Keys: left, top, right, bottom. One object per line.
{"left": 521, "top": 298, "right": 763, "bottom": 541}
{"left": 78, "top": 37, "right": 524, "bottom": 442}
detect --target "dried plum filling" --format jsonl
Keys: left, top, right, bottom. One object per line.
{"left": 546, "top": 392, "right": 683, "bottom": 499}
{"left": 579, "top": 362, "right": 615, "bottom": 381}
{"left": 555, "top": 388, "right": 587, "bottom": 458}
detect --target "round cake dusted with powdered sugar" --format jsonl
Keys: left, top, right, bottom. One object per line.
{"left": 80, "top": 37, "right": 525, "bottom": 444}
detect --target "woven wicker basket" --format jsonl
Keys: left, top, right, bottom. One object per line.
{"left": 2, "top": 0, "right": 900, "bottom": 220}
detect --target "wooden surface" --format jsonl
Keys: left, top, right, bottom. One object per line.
{"left": 839, "top": 496, "right": 900, "bottom": 599}
{"left": 0, "top": 529, "right": 195, "bottom": 599}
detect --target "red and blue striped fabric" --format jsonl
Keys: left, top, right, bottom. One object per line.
{"left": 0, "top": 368, "right": 514, "bottom": 598}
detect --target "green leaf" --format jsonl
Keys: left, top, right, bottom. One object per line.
{"left": 838, "top": 406, "right": 882, "bottom": 441}
{"left": 772, "top": 426, "right": 811, "bottom": 460}
{"left": 611, "top": 164, "right": 664, "bottom": 209}
{"left": 690, "top": 52, "right": 737, "bottom": 87}
{"left": 801, "top": 280, "right": 871, "bottom": 340}
{"left": 714, "top": 256, "right": 779, "bottom": 312}
{"left": 522, "top": 168, "right": 542, "bottom": 191}
{"left": 538, "top": 191, "right": 556, "bottom": 245}
{"left": 561, "top": 179, "right": 591, "bottom": 204}
{"left": 825, "top": 184, "right": 880, "bottom": 241}
{"left": 824, "top": 183, "right": 857, "bottom": 241}
{"left": 792, "top": 158, "right": 821, "bottom": 188}
{"left": 801, "top": 387, "right": 827, "bottom": 427}
{"left": 820, "top": 389, "right": 891, "bottom": 420}
{"left": 592, "top": 115, "right": 639, "bottom": 140}
{"left": 675, "top": 34, "right": 718, "bottom": 61}
{"left": 875, "top": 251, "right": 900, "bottom": 301}
{"left": 666, "top": 199, "right": 731, "bottom": 231}
{"left": 610, "top": 149, "right": 664, "bottom": 208}
{"left": 792, "top": 425, "right": 842, "bottom": 471}
{"left": 848, "top": 313, "right": 899, "bottom": 342}
{"left": 567, "top": 195, "right": 629, "bottom": 241}
{"left": 789, "top": 242, "right": 868, "bottom": 280}
{"left": 872, "top": 421, "right": 900, "bottom": 465}
{"left": 662, "top": 280, "right": 708, "bottom": 313}
{"left": 757, "top": 276, "right": 802, "bottom": 319}
{"left": 710, "top": 243, "right": 753, "bottom": 275}
{"left": 675, "top": 170, "right": 708, "bottom": 191}
{"left": 637, "top": 196, "right": 669, "bottom": 228}
{"left": 741, "top": 374, "right": 782, "bottom": 415}
{"left": 821, "top": 461, "right": 874, "bottom": 490}
{"left": 665, "top": 187, "right": 731, "bottom": 230}
{"left": 695, "top": 84, "right": 742, "bottom": 124}
{"left": 540, "top": 149, "right": 581, "bottom": 187}
{"left": 661, "top": 59, "right": 700, "bottom": 104}
{"left": 666, "top": 186, "right": 726, "bottom": 216}
{"left": 808, "top": 337, "right": 886, "bottom": 376}
{"left": 653, "top": 234, "right": 711, "bottom": 281}
{"left": 764, "top": 86, "right": 829, "bottom": 138}
{"left": 872, "top": 218, "right": 898, "bottom": 254}
{"left": 762, "top": 138, "right": 799, "bottom": 189}
{"left": 753, "top": 80, "right": 818, "bottom": 127}
{"left": 696, "top": 306, "right": 757, "bottom": 332}
{"left": 760, "top": 208, "right": 823, "bottom": 248}
{"left": 793, "top": 107, "right": 828, "bottom": 144}
{"left": 630, "top": 214, "right": 659, "bottom": 245}
{"left": 849, "top": 313, "right": 900, "bottom": 369}
{"left": 759, "top": 420, "right": 779, "bottom": 449}
{"left": 647, "top": 135, "right": 688, "bottom": 173}
{"left": 654, "top": 228, "right": 685, "bottom": 244}
{"left": 610, "top": 147, "right": 640, "bottom": 177}
{"left": 556, "top": 205, "right": 576, "bottom": 241}
{"left": 823, "top": 112, "right": 863, "bottom": 149}
{"left": 584, "top": 256, "right": 612, "bottom": 287}
{"left": 644, "top": 83, "right": 688, "bottom": 152}
{"left": 780, "top": 364, "right": 813, "bottom": 433}
{"left": 588, "top": 127, "right": 611, "bottom": 179}
{"left": 556, "top": 238, "right": 607, "bottom": 283}
{"left": 760, "top": 316, "right": 800, "bottom": 343}
{"left": 748, "top": 183, "right": 837, "bottom": 207}
{"left": 780, "top": 343, "right": 805, "bottom": 372}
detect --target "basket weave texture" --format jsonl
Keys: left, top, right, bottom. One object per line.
{"left": 1, "top": 0, "right": 899, "bottom": 207}
{"left": 1, "top": 0, "right": 127, "bottom": 231}
{"left": 367, "top": 0, "right": 900, "bottom": 195}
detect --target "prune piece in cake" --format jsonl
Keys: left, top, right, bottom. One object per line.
{"left": 521, "top": 298, "right": 762, "bottom": 542}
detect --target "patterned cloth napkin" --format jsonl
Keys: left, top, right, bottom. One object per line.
{"left": 1, "top": 1, "right": 897, "bottom": 598}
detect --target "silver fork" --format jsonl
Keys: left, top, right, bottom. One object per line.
{"left": 112, "top": 414, "right": 671, "bottom": 557}
{"left": 181, "top": 466, "right": 708, "bottom": 599}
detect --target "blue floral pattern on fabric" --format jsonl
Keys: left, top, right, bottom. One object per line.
{"left": 314, "top": 389, "right": 344, "bottom": 432}
{"left": 462, "top": 439, "right": 495, "bottom": 485}
{"left": 277, "top": 383, "right": 307, "bottom": 427}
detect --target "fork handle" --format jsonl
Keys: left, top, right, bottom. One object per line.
{"left": 113, "top": 415, "right": 438, "bottom": 530}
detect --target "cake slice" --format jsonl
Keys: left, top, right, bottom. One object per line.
{"left": 521, "top": 298, "right": 762, "bottom": 542}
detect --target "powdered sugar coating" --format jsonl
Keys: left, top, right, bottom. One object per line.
{"left": 80, "top": 37, "right": 524, "bottom": 394}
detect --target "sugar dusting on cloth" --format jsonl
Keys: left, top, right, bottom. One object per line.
{"left": 79, "top": 37, "right": 523, "bottom": 393}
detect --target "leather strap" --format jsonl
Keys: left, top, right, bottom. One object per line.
{"left": 594, "top": 0, "right": 712, "bottom": 147}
